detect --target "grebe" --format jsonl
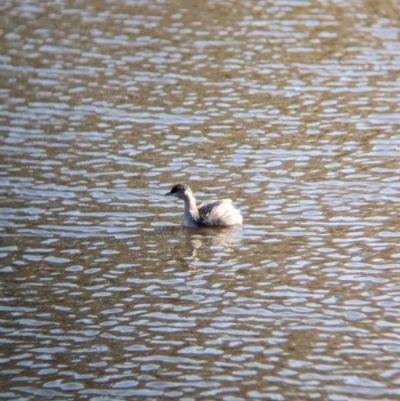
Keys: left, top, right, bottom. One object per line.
{"left": 165, "top": 184, "right": 243, "bottom": 227}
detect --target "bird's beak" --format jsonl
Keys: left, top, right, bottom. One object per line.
{"left": 165, "top": 191, "right": 172, "bottom": 196}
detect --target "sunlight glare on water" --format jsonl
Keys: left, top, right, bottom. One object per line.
{"left": 2, "top": 0, "right": 400, "bottom": 400}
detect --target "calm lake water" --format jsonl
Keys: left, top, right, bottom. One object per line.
{"left": 2, "top": 0, "right": 400, "bottom": 400}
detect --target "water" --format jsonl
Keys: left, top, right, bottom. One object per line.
{"left": 2, "top": 0, "right": 400, "bottom": 399}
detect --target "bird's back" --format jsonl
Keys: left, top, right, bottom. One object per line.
{"left": 197, "top": 199, "right": 242, "bottom": 226}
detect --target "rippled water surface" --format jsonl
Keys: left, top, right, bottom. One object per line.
{"left": 2, "top": 0, "right": 400, "bottom": 399}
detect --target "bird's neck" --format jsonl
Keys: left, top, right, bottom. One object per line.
{"left": 183, "top": 194, "right": 199, "bottom": 225}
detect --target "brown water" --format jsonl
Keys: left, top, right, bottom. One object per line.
{"left": 2, "top": 0, "right": 400, "bottom": 400}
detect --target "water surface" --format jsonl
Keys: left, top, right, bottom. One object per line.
{"left": 2, "top": 0, "right": 400, "bottom": 399}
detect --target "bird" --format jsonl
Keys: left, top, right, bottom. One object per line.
{"left": 165, "top": 184, "right": 243, "bottom": 227}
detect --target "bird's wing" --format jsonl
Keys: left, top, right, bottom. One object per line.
{"left": 197, "top": 199, "right": 235, "bottom": 226}
{"left": 198, "top": 199, "right": 232, "bottom": 214}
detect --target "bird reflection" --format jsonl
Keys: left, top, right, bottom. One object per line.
{"left": 182, "top": 225, "right": 242, "bottom": 260}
